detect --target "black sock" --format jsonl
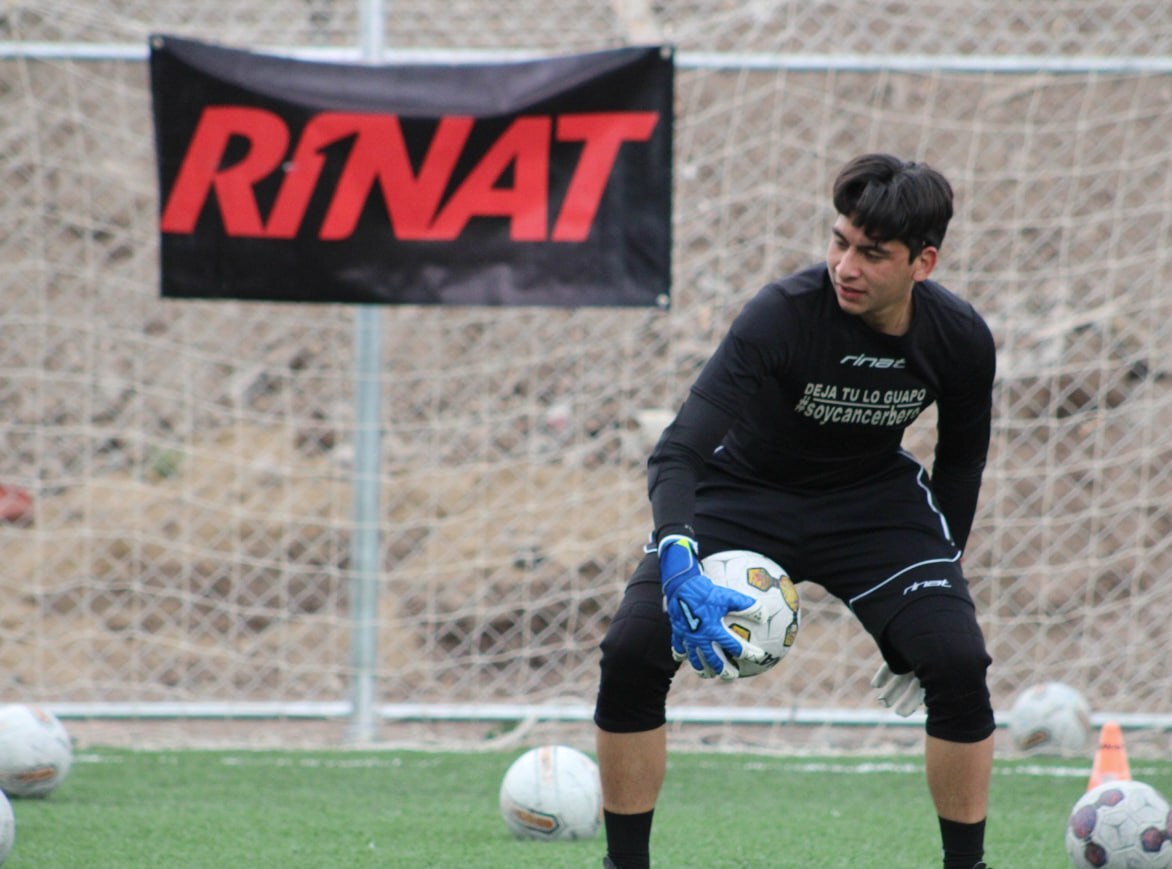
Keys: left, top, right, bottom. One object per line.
{"left": 604, "top": 809, "right": 654, "bottom": 869}
{"left": 939, "top": 816, "right": 986, "bottom": 868}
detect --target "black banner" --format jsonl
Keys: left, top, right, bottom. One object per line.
{"left": 149, "top": 35, "right": 673, "bottom": 307}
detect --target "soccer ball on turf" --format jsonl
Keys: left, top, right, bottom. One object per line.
{"left": 1008, "top": 681, "right": 1092, "bottom": 756}
{"left": 0, "top": 704, "right": 73, "bottom": 798}
{"left": 701, "top": 550, "right": 800, "bottom": 677}
{"left": 499, "top": 745, "right": 601, "bottom": 841}
{"left": 1066, "top": 780, "right": 1172, "bottom": 868}
{"left": 0, "top": 789, "right": 14, "bottom": 864}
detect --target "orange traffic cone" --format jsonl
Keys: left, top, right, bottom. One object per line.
{"left": 1087, "top": 720, "right": 1131, "bottom": 791}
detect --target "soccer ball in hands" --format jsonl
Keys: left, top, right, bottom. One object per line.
{"left": 499, "top": 745, "right": 602, "bottom": 841}
{"left": 1066, "top": 780, "right": 1172, "bottom": 868}
{"left": 0, "top": 704, "right": 73, "bottom": 798}
{"left": 701, "top": 550, "right": 800, "bottom": 677}
{"left": 1008, "top": 681, "right": 1092, "bottom": 756}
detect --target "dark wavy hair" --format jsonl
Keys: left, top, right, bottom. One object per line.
{"left": 832, "top": 153, "right": 953, "bottom": 261}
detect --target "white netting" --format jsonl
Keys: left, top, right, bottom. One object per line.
{"left": 1, "top": 1, "right": 1171, "bottom": 746}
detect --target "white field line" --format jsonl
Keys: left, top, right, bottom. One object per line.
{"left": 73, "top": 752, "right": 1140, "bottom": 781}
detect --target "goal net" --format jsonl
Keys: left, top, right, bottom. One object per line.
{"left": 2, "top": 1, "right": 1171, "bottom": 750}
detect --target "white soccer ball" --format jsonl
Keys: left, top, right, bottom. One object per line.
{"left": 701, "top": 549, "right": 800, "bottom": 677}
{"left": 499, "top": 745, "right": 602, "bottom": 841}
{"left": 0, "top": 789, "right": 14, "bottom": 864}
{"left": 0, "top": 704, "right": 73, "bottom": 798}
{"left": 1066, "top": 780, "right": 1172, "bottom": 868}
{"left": 1008, "top": 681, "right": 1092, "bottom": 756}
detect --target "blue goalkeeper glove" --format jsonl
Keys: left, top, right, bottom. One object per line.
{"left": 657, "top": 534, "right": 767, "bottom": 680}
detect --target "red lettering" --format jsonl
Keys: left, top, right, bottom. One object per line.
{"left": 267, "top": 113, "right": 474, "bottom": 240}
{"left": 160, "top": 107, "right": 660, "bottom": 243}
{"left": 325, "top": 115, "right": 473, "bottom": 241}
{"left": 159, "top": 107, "right": 288, "bottom": 236}
{"left": 263, "top": 112, "right": 357, "bottom": 239}
{"left": 552, "top": 112, "right": 659, "bottom": 242}
{"left": 428, "top": 117, "right": 551, "bottom": 241}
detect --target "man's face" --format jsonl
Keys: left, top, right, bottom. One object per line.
{"left": 826, "top": 214, "right": 936, "bottom": 335}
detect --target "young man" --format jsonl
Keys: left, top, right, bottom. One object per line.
{"left": 594, "top": 153, "right": 997, "bottom": 869}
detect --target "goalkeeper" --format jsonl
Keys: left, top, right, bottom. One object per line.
{"left": 594, "top": 153, "right": 997, "bottom": 869}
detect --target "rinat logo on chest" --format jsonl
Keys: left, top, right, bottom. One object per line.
{"left": 839, "top": 354, "right": 906, "bottom": 369}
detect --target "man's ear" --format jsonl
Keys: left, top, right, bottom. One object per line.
{"left": 912, "top": 246, "right": 938, "bottom": 281}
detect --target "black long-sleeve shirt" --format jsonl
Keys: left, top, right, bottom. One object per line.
{"left": 649, "top": 263, "right": 996, "bottom": 551}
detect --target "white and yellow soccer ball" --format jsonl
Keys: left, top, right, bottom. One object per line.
{"left": 1066, "top": 779, "right": 1172, "bottom": 868}
{"left": 1008, "top": 681, "right": 1092, "bottom": 756}
{"left": 0, "top": 704, "right": 73, "bottom": 798}
{"left": 499, "top": 745, "right": 602, "bottom": 841}
{"left": 701, "top": 550, "right": 800, "bottom": 677}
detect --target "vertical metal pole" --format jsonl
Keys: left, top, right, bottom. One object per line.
{"left": 347, "top": 0, "right": 385, "bottom": 744}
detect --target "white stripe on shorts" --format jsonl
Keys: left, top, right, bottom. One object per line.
{"left": 847, "top": 550, "right": 963, "bottom": 610}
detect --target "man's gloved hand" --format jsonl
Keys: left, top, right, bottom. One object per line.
{"left": 657, "top": 534, "right": 767, "bottom": 680}
{"left": 871, "top": 662, "right": 924, "bottom": 716}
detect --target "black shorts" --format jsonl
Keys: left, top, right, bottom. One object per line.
{"left": 595, "top": 451, "right": 988, "bottom": 735}
{"left": 690, "top": 449, "right": 972, "bottom": 638}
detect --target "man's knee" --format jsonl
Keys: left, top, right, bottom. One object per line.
{"left": 919, "top": 630, "right": 995, "bottom": 743}
{"left": 884, "top": 598, "right": 995, "bottom": 743}
{"left": 594, "top": 567, "right": 676, "bottom": 733}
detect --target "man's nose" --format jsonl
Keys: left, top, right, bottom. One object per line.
{"left": 836, "top": 248, "right": 860, "bottom": 277}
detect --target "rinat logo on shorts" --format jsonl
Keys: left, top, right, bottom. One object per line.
{"left": 839, "top": 354, "right": 906, "bottom": 369}
{"left": 903, "top": 578, "right": 952, "bottom": 595}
